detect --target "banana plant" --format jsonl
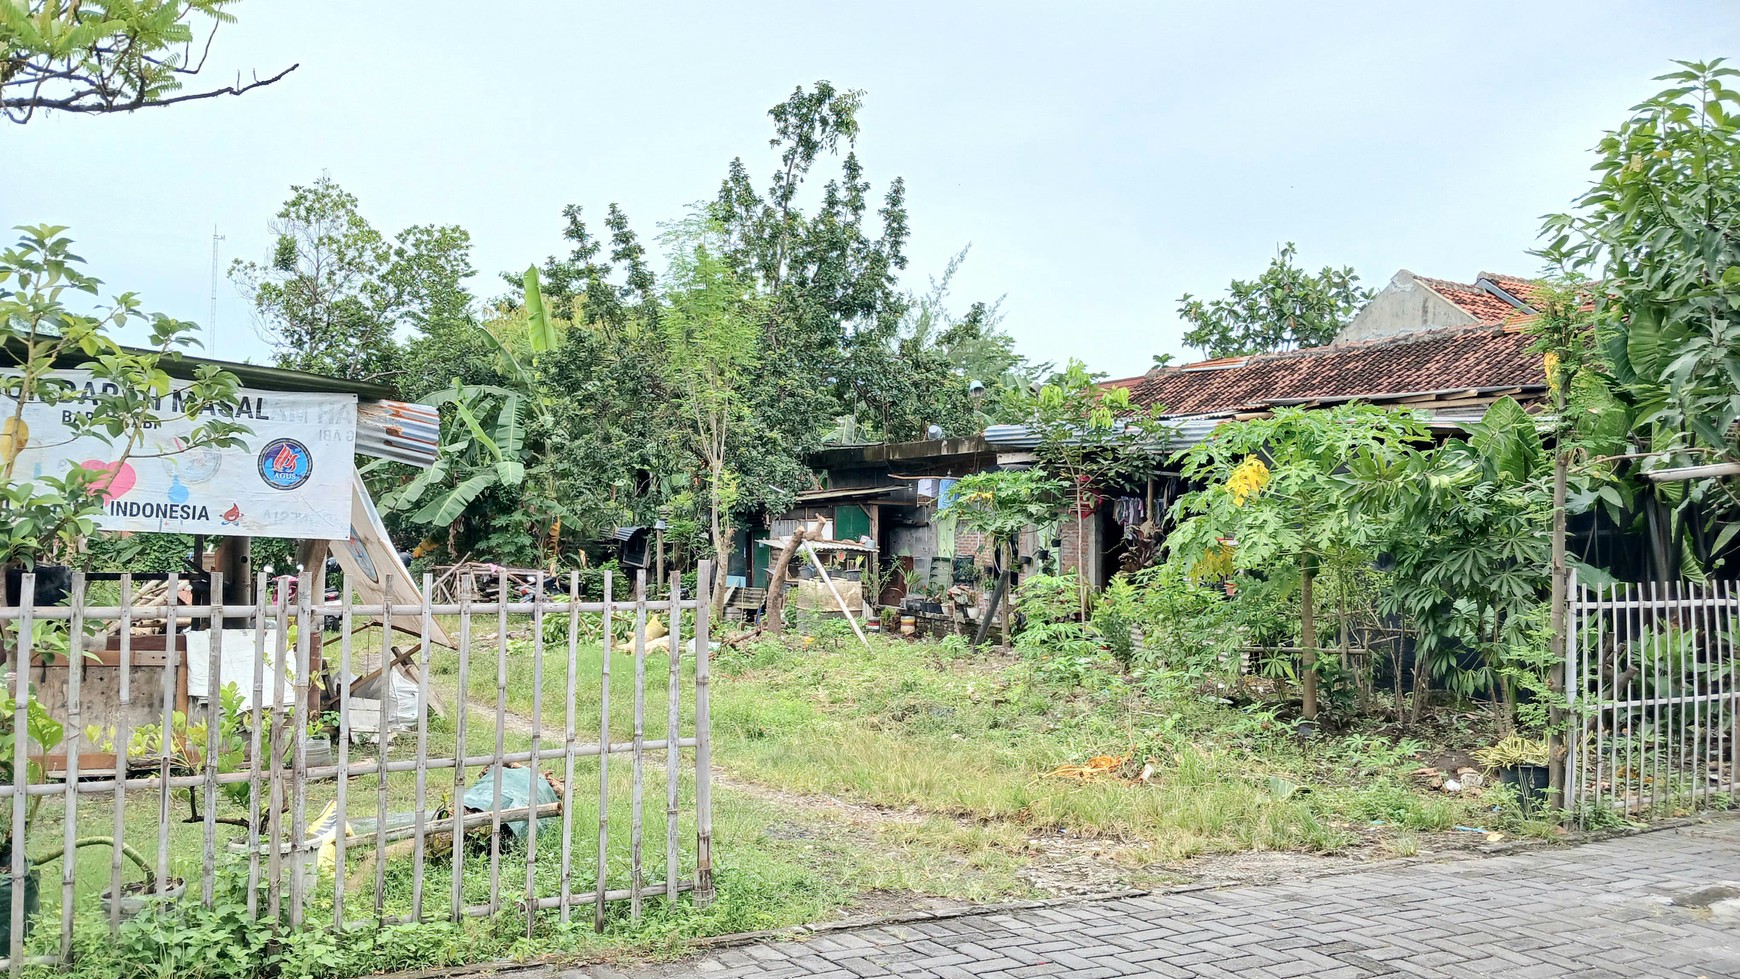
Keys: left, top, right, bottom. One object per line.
{"left": 382, "top": 266, "right": 563, "bottom": 556}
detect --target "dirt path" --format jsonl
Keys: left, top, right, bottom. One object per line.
{"left": 444, "top": 688, "right": 1496, "bottom": 914}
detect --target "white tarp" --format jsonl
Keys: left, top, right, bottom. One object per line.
{"left": 6, "top": 369, "right": 356, "bottom": 539}
{"left": 184, "top": 629, "right": 293, "bottom": 710}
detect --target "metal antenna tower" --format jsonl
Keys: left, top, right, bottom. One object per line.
{"left": 208, "top": 226, "right": 225, "bottom": 357}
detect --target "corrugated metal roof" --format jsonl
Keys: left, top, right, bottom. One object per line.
{"left": 982, "top": 414, "right": 1231, "bottom": 454}
{"left": 356, "top": 399, "right": 440, "bottom": 468}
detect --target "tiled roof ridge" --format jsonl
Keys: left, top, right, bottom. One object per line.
{"left": 1149, "top": 317, "right": 1531, "bottom": 381}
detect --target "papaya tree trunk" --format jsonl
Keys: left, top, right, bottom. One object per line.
{"left": 1300, "top": 555, "right": 1318, "bottom": 722}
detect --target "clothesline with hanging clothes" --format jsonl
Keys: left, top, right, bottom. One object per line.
{"left": 1111, "top": 496, "right": 1146, "bottom": 537}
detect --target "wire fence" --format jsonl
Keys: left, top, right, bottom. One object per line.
{"left": 1566, "top": 575, "right": 1739, "bottom": 826}
{"left": 0, "top": 563, "right": 714, "bottom": 974}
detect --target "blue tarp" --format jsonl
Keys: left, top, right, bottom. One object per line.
{"left": 463, "top": 765, "right": 559, "bottom": 840}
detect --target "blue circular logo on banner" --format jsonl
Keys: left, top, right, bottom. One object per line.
{"left": 257, "top": 438, "right": 314, "bottom": 490}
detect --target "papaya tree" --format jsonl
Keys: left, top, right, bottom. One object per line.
{"left": 1168, "top": 404, "right": 1425, "bottom": 721}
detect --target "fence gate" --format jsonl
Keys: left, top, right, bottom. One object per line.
{"left": 1566, "top": 575, "right": 1739, "bottom": 826}
{"left": 0, "top": 564, "right": 713, "bottom": 974}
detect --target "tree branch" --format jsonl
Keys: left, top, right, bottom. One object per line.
{"left": 3, "top": 63, "right": 298, "bottom": 119}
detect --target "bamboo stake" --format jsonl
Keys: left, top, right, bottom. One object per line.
{"left": 157, "top": 573, "right": 180, "bottom": 897}
{"left": 523, "top": 572, "right": 547, "bottom": 936}
{"left": 488, "top": 568, "right": 508, "bottom": 915}
{"left": 694, "top": 560, "right": 714, "bottom": 905}
{"left": 244, "top": 573, "right": 269, "bottom": 921}
{"left": 290, "top": 572, "right": 314, "bottom": 928}
{"left": 665, "top": 573, "right": 682, "bottom": 904}
{"left": 334, "top": 575, "right": 354, "bottom": 928}
{"left": 449, "top": 576, "right": 473, "bottom": 923}
{"left": 558, "top": 571, "right": 580, "bottom": 927}
{"left": 594, "top": 571, "right": 613, "bottom": 932}
{"left": 109, "top": 573, "right": 133, "bottom": 933}
{"left": 265, "top": 586, "right": 288, "bottom": 923}
{"left": 10, "top": 573, "right": 34, "bottom": 976}
{"left": 630, "top": 571, "right": 647, "bottom": 921}
{"left": 200, "top": 573, "right": 225, "bottom": 908}
{"left": 801, "top": 542, "right": 869, "bottom": 648}
{"left": 58, "top": 573, "right": 86, "bottom": 961}
{"left": 373, "top": 576, "right": 395, "bottom": 922}
{"left": 411, "top": 573, "right": 435, "bottom": 921}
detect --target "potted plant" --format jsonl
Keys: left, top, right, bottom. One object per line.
{"left": 1474, "top": 735, "right": 1551, "bottom": 814}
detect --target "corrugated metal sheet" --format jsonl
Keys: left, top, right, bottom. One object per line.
{"left": 356, "top": 400, "right": 440, "bottom": 468}
{"left": 982, "top": 414, "right": 1231, "bottom": 455}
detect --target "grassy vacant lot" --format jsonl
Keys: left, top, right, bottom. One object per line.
{"left": 44, "top": 618, "right": 1554, "bottom": 977}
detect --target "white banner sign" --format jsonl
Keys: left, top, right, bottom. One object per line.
{"left": 7, "top": 370, "right": 356, "bottom": 539}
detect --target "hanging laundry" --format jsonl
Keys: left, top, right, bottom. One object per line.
{"left": 1112, "top": 496, "right": 1146, "bottom": 537}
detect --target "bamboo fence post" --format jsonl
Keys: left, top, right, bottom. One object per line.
{"left": 558, "top": 571, "right": 581, "bottom": 926}
{"left": 244, "top": 573, "right": 269, "bottom": 920}
{"left": 58, "top": 573, "right": 86, "bottom": 961}
{"left": 523, "top": 573, "right": 547, "bottom": 933}
{"left": 373, "top": 576, "right": 395, "bottom": 922}
{"left": 109, "top": 573, "right": 134, "bottom": 933}
{"left": 630, "top": 570, "right": 647, "bottom": 921}
{"left": 156, "top": 573, "right": 180, "bottom": 898}
{"left": 594, "top": 571, "right": 613, "bottom": 932}
{"left": 290, "top": 572, "right": 314, "bottom": 928}
{"left": 665, "top": 572, "right": 682, "bottom": 904}
{"left": 488, "top": 568, "right": 508, "bottom": 915}
{"left": 266, "top": 585, "right": 289, "bottom": 924}
{"left": 411, "top": 572, "right": 436, "bottom": 921}
{"left": 449, "top": 575, "right": 474, "bottom": 922}
{"left": 10, "top": 573, "right": 34, "bottom": 976}
{"left": 694, "top": 560, "right": 714, "bottom": 904}
{"left": 200, "top": 573, "right": 225, "bottom": 908}
{"left": 334, "top": 575, "right": 354, "bottom": 928}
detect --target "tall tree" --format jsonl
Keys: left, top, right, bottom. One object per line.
{"left": 660, "top": 217, "right": 764, "bottom": 609}
{"left": 1540, "top": 59, "right": 1740, "bottom": 577}
{"left": 2, "top": 0, "right": 295, "bottom": 122}
{"left": 230, "top": 176, "right": 475, "bottom": 383}
{"left": 1177, "top": 243, "right": 1372, "bottom": 358}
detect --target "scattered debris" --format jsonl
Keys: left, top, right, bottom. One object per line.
{"left": 1045, "top": 755, "right": 1130, "bottom": 782}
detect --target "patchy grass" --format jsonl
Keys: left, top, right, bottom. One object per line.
{"left": 42, "top": 622, "right": 1542, "bottom": 978}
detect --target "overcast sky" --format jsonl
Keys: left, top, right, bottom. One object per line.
{"left": 8, "top": 2, "right": 1737, "bottom": 380}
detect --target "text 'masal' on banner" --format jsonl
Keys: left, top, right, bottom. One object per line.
{"left": 6, "top": 369, "right": 357, "bottom": 539}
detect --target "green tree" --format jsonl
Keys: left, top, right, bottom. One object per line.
{"left": 230, "top": 176, "right": 475, "bottom": 383}
{"left": 1177, "top": 243, "right": 1372, "bottom": 358}
{"left": 660, "top": 217, "right": 764, "bottom": 609}
{"left": 1, "top": 0, "right": 296, "bottom": 122}
{"left": 1025, "top": 359, "right": 1172, "bottom": 616}
{"left": 2, "top": 224, "right": 246, "bottom": 596}
{"left": 1169, "top": 404, "right": 1425, "bottom": 720}
{"left": 708, "top": 80, "right": 930, "bottom": 502}
{"left": 1540, "top": 58, "right": 1740, "bottom": 577}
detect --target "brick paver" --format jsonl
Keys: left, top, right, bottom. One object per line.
{"left": 558, "top": 818, "right": 1740, "bottom": 978}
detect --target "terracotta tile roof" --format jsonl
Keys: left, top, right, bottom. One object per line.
{"left": 1478, "top": 272, "right": 1549, "bottom": 310}
{"left": 1099, "top": 374, "right": 1147, "bottom": 391}
{"left": 1132, "top": 319, "right": 1546, "bottom": 416}
{"left": 1415, "top": 275, "right": 1524, "bottom": 320}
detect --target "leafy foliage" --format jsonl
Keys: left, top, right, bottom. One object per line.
{"left": 230, "top": 176, "right": 475, "bottom": 384}
{"left": 1540, "top": 59, "right": 1740, "bottom": 576}
{"left": 1, "top": 0, "right": 296, "bottom": 122}
{"left": 1177, "top": 243, "right": 1373, "bottom": 358}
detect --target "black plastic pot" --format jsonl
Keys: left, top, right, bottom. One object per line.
{"left": 1499, "top": 763, "right": 1550, "bottom": 815}
{"left": 0, "top": 869, "right": 39, "bottom": 951}
{"left": 920, "top": 601, "right": 944, "bottom": 615}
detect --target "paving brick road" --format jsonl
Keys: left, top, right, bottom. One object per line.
{"left": 528, "top": 817, "right": 1740, "bottom": 979}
